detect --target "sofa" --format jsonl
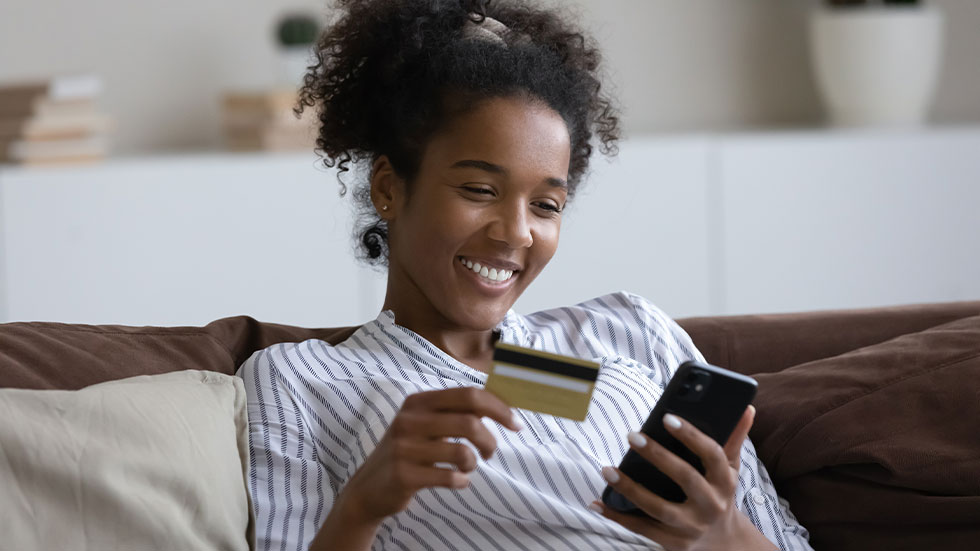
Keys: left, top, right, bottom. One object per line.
{"left": 2, "top": 300, "right": 979, "bottom": 550}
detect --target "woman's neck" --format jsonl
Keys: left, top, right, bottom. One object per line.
{"left": 381, "top": 294, "right": 499, "bottom": 373}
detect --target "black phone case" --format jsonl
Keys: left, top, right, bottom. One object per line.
{"left": 601, "top": 360, "right": 757, "bottom": 513}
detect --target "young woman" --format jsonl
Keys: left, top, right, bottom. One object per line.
{"left": 239, "top": 1, "right": 812, "bottom": 550}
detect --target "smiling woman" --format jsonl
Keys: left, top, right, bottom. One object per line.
{"left": 375, "top": 97, "right": 570, "bottom": 356}
{"left": 237, "top": 1, "right": 812, "bottom": 550}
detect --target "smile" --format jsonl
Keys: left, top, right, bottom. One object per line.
{"left": 458, "top": 257, "right": 517, "bottom": 283}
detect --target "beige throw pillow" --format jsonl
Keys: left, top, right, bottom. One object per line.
{"left": 0, "top": 370, "right": 254, "bottom": 551}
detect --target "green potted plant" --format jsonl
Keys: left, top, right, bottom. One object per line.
{"left": 810, "top": 0, "right": 944, "bottom": 126}
{"left": 274, "top": 13, "right": 321, "bottom": 87}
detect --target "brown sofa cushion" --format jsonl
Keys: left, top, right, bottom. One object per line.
{"left": 6, "top": 300, "right": 977, "bottom": 391}
{"left": 750, "top": 314, "right": 980, "bottom": 551}
{"left": 0, "top": 316, "right": 356, "bottom": 391}
{"left": 680, "top": 300, "right": 980, "bottom": 376}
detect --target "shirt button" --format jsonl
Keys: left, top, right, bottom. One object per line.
{"left": 750, "top": 488, "right": 766, "bottom": 506}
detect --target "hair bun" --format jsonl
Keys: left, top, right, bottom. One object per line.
{"left": 461, "top": 14, "right": 509, "bottom": 45}
{"left": 460, "top": 0, "right": 491, "bottom": 18}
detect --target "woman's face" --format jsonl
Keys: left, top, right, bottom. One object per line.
{"left": 382, "top": 95, "right": 571, "bottom": 332}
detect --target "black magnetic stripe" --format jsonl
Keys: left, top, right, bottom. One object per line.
{"left": 492, "top": 347, "right": 598, "bottom": 382}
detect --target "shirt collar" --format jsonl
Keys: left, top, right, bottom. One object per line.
{"left": 373, "top": 308, "right": 528, "bottom": 342}
{"left": 366, "top": 308, "right": 532, "bottom": 376}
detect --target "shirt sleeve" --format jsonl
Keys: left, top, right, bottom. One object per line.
{"left": 625, "top": 292, "right": 814, "bottom": 551}
{"left": 238, "top": 346, "right": 336, "bottom": 551}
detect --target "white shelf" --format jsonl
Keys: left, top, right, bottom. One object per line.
{"left": 2, "top": 127, "right": 979, "bottom": 326}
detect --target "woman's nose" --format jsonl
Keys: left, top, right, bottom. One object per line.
{"left": 487, "top": 203, "right": 533, "bottom": 249}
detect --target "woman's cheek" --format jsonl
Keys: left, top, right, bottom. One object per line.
{"left": 534, "top": 219, "right": 561, "bottom": 254}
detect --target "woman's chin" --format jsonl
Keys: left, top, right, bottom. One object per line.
{"left": 449, "top": 301, "right": 515, "bottom": 331}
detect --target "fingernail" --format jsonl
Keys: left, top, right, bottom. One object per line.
{"left": 601, "top": 466, "right": 620, "bottom": 484}
{"left": 627, "top": 431, "right": 647, "bottom": 448}
{"left": 510, "top": 415, "right": 524, "bottom": 432}
{"left": 748, "top": 404, "right": 756, "bottom": 416}
{"left": 663, "top": 413, "right": 682, "bottom": 430}
{"left": 587, "top": 502, "right": 604, "bottom": 514}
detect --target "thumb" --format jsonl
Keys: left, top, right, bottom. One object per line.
{"left": 723, "top": 405, "right": 755, "bottom": 469}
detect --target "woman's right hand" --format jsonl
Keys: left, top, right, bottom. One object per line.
{"left": 334, "top": 386, "right": 523, "bottom": 525}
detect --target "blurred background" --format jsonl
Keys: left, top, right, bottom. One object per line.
{"left": 3, "top": 0, "right": 980, "bottom": 150}
{"left": 0, "top": 0, "right": 978, "bottom": 326}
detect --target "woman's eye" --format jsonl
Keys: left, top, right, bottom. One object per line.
{"left": 463, "top": 185, "right": 495, "bottom": 196}
{"left": 534, "top": 201, "right": 563, "bottom": 214}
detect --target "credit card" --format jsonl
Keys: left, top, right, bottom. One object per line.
{"left": 484, "top": 342, "right": 599, "bottom": 422}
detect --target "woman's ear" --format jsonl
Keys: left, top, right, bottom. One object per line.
{"left": 370, "top": 156, "right": 405, "bottom": 219}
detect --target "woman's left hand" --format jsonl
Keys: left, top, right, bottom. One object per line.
{"left": 590, "top": 405, "right": 777, "bottom": 551}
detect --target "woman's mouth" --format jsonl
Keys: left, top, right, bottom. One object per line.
{"left": 457, "top": 256, "right": 517, "bottom": 284}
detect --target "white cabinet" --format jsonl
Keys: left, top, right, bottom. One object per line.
{"left": 2, "top": 127, "right": 978, "bottom": 326}
{"left": 0, "top": 154, "right": 385, "bottom": 327}
{"left": 717, "top": 128, "right": 980, "bottom": 314}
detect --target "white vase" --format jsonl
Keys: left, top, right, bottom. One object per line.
{"left": 278, "top": 45, "right": 316, "bottom": 88}
{"left": 809, "top": 5, "right": 944, "bottom": 127}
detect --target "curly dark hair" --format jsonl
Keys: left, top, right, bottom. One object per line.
{"left": 296, "top": 0, "right": 620, "bottom": 265}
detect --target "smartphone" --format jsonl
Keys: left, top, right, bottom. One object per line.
{"left": 601, "top": 360, "right": 757, "bottom": 513}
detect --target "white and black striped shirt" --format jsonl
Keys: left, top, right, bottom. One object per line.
{"left": 239, "top": 292, "right": 812, "bottom": 550}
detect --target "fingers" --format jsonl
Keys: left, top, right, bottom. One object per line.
{"left": 601, "top": 416, "right": 745, "bottom": 536}
{"left": 723, "top": 405, "right": 755, "bottom": 469}
{"left": 619, "top": 431, "right": 717, "bottom": 510}
{"left": 661, "top": 414, "right": 731, "bottom": 489}
{"left": 396, "top": 439, "right": 479, "bottom": 472}
{"left": 617, "top": 413, "right": 739, "bottom": 512}
{"left": 599, "top": 465, "right": 684, "bottom": 526}
{"left": 404, "top": 387, "right": 522, "bottom": 432}
{"left": 392, "top": 387, "right": 523, "bottom": 469}
{"left": 394, "top": 411, "right": 499, "bottom": 459}
{"left": 394, "top": 462, "right": 471, "bottom": 491}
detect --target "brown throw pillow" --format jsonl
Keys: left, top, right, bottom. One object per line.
{"left": 750, "top": 315, "right": 980, "bottom": 551}
{"left": 0, "top": 316, "right": 357, "bottom": 391}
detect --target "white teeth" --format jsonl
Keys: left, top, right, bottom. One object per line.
{"left": 459, "top": 257, "right": 516, "bottom": 283}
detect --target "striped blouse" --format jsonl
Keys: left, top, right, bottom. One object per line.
{"left": 238, "top": 291, "right": 812, "bottom": 550}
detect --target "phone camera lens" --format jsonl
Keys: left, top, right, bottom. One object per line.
{"left": 679, "top": 384, "right": 691, "bottom": 396}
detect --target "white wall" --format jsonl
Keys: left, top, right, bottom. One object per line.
{"left": 572, "top": 0, "right": 980, "bottom": 133}
{"left": 2, "top": 0, "right": 979, "bottom": 154}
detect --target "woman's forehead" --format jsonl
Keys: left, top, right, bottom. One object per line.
{"left": 424, "top": 96, "right": 571, "bottom": 176}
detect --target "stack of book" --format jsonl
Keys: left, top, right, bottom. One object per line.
{"left": 0, "top": 75, "right": 112, "bottom": 166}
{"left": 221, "top": 89, "right": 318, "bottom": 152}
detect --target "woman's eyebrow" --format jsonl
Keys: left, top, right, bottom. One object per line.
{"left": 450, "top": 159, "right": 506, "bottom": 174}
{"left": 450, "top": 159, "right": 567, "bottom": 189}
{"left": 546, "top": 177, "right": 568, "bottom": 189}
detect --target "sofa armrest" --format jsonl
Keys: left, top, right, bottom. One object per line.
{"left": 677, "top": 300, "right": 980, "bottom": 375}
